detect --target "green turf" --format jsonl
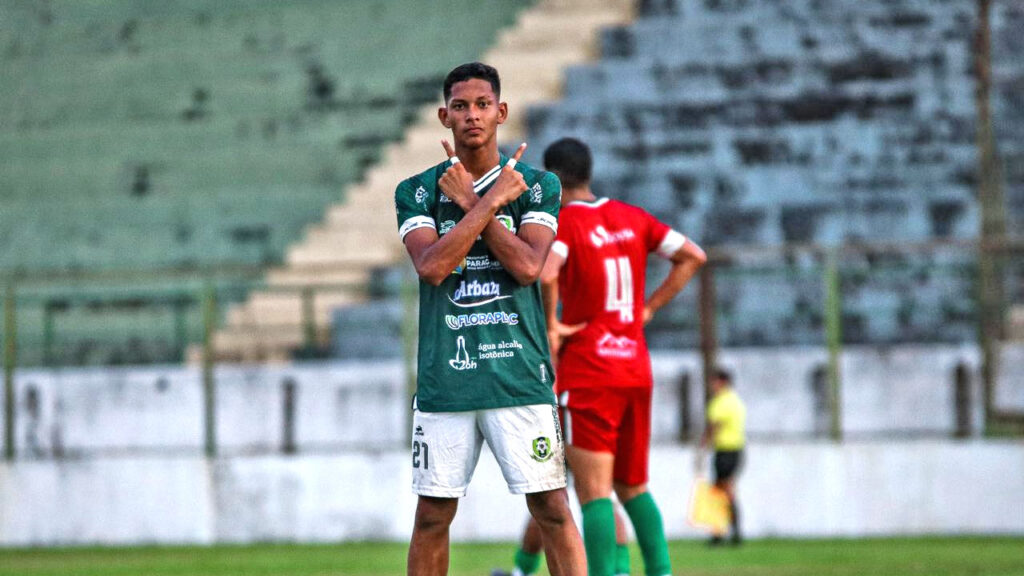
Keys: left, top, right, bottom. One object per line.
{"left": 0, "top": 538, "right": 1022, "bottom": 576}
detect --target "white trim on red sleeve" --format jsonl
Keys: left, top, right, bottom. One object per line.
{"left": 656, "top": 230, "right": 687, "bottom": 259}
{"left": 551, "top": 240, "right": 569, "bottom": 259}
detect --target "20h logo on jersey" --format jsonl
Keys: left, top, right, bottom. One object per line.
{"left": 448, "top": 336, "right": 477, "bottom": 371}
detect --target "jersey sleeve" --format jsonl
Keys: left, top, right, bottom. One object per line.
{"left": 395, "top": 178, "right": 435, "bottom": 241}
{"left": 551, "top": 210, "right": 571, "bottom": 260}
{"left": 642, "top": 209, "right": 687, "bottom": 259}
{"left": 520, "top": 171, "right": 561, "bottom": 234}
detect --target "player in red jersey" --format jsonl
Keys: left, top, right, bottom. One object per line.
{"left": 493, "top": 138, "right": 706, "bottom": 576}
{"left": 546, "top": 137, "right": 705, "bottom": 576}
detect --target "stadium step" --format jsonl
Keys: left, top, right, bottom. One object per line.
{"left": 265, "top": 266, "right": 369, "bottom": 288}
{"left": 209, "top": 0, "right": 634, "bottom": 362}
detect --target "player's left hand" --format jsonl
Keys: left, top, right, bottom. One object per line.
{"left": 438, "top": 139, "right": 475, "bottom": 211}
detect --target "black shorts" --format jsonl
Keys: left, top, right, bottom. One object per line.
{"left": 713, "top": 450, "right": 743, "bottom": 483}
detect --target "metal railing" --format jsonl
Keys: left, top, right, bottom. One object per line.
{"left": 2, "top": 237, "right": 1022, "bottom": 460}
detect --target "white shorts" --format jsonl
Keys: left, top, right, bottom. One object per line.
{"left": 411, "top": 404, "right": 567, "bottom": 498}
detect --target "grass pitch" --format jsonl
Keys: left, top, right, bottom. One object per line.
{"left": 1, "top": 537, "right": 1021, "bottom": 576}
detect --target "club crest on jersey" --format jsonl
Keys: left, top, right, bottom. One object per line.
{"left": 496, "top": 214, "right": 516, "bottom": 233}
{"left": 448, "top": 280, "right": 511, "bottom": 308}
{"left": 590, "top": 225, "right": 636, "bottom": 248}
{"left": 438, "top": 220, "right": 456, "bottom": 235}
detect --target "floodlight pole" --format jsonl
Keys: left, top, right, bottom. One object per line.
{"left": 401, "top": 264, "right": 418, "bottom": 438}
{"left": 699, "top": 261, "right": 717, "bottom": 406}
{"left": 824, "top": 249, "right": 843, "bottom": 442}
{"left": 974, "top": 0, "right": 1006, "bottom": 434}
{"left": 201, "top": 281, "right": 217, "bottom": 458}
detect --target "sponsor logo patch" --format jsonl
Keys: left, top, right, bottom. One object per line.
{"left": 477, "top": 338, "right": 522, "bottom": 360}
{"left": 414, "top": 186, "right": 428, "bottom": 205}
{"left": 448, "top": 335, "right": 477, "bottom": 371}
{"left": 590, "top": 225, "right": 637, "bottom": 248}
{"left": 596, "top": 333, "right": 639, "bottom": 359}
{"left": 530, "top": 183, "right": 543, "bottom": 205}
{"left": 448, "top": 280, "right": 511, "bottom": 308}
{"left": 445, "top": 312, "right": 519, "bottom": 330}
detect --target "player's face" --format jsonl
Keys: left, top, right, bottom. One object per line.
{"left": 440, "top": 78, "right": 507, "bottom": 150}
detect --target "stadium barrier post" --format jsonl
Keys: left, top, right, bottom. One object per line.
{"left": 201, "top": 281, "right": 217, "bottom": 457}
{"left": 282, "top": 377, "right": 297, "bottom": 455}
{"left": 678, "top": 371, "right": 692, "bottom": 442}
{"left": 173, "top": 296, "right": 189, "bottom": 361}
{"left": 42, "top": 300, "right": 55, "bottom": 367}
{"left": 954, "top": 363, "right": 972, "bottom": 438}
{"left": 3, "top": 281, "right": 15, "bottom": 460}
{"left": 824, "top": 248, "right": 843, "bottom": 442}
{"left": 301, "top": 286, "right": 316, "bottom": 353}
{"left": 401, "top": 264, "right": 417, "bottom": 438}
{"left": 699, "top": 259, "right": 718, "bottom": 406}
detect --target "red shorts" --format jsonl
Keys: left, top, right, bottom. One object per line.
{"left": 557, "top": 386, "right": 652, "bottom": 486}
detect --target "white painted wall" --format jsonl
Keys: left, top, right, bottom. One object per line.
{"left": 2, "top": 441, "right": 1022, "bottom": 547}
{"left": 1, "top": 344, "right": 1022, "bottom": 545}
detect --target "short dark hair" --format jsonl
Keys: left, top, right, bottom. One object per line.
{"left": 443, "top": 62, "right": 500, "bottom": 103}
{"left": 713, "top": 368, "right": 732, "bottom": 384}
{"left": 543, "top": 137, "right": 592, "bottom": 189}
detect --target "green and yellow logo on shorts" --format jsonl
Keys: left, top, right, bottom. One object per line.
{"left": 531, "top": 436, "right": 553, "bottom": 462}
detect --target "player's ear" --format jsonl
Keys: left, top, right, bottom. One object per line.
{"left": 497, "top": 101, "right": 508, "bottom": 125}
{"left": 438, "top": 106, "right": 451, "bottom": 129}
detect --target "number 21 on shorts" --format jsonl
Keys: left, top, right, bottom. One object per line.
{"left": 413, "top": 440, "right": 429, "bottom": 469}
{"left": 604, "top": 256, "right": 633, "bottom": 323}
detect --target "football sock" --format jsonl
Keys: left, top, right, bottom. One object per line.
{"left": 623, "top": 492, "right": 672, "bottom": 576}
{"left": 582, "top": 498, "right": 617, "bottom": 576}
{"left": 514, "top": 547, "right": 541, "bottom": 576}
{"left": 730, "top": 498, "right": 742, "bottom": 542}
{"left": 615, "top": 543, "right": 632, "bottom": 576}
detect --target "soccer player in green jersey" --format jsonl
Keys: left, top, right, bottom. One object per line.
{"left": 395, "top": 62, "right": 586, "bottom": 576}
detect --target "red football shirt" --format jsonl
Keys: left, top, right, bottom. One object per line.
{"left": 551, "top": 198, "right": 687, "bottom": 390}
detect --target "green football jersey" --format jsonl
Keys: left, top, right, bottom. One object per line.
{"left": 395, "top": 154, "right": 561, "bottom": 412}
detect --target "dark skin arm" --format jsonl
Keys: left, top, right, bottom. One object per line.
{"left": 403, "top": 192, "right": 507, "bottom": 286}
{"left": 642, "top": 237, "right": 708, "bottom": 324}
{"left": 439, "top": 141, "right": 554, "bottom": 285}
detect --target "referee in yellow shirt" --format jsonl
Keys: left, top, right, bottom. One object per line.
{"left": 700, "top": 368, "right": 746, "bottom": 545}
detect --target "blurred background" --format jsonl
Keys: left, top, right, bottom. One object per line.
{"left": 1, "top": 0, "right": 1022, "bottom": 547}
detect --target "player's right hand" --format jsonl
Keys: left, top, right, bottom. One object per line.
{"left": 489, "top": 142, "right": 528, "bottom": 206}
{"left": 438, "top": 139, "right": 475, "bottom": 211}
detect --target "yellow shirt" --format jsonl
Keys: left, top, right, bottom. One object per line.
{"left": 707, "top": 388, "right": 746, "bottom": 451}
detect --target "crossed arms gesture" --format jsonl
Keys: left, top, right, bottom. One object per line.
{"left": 403, "top": 142, "right": 555, "bottom": 286}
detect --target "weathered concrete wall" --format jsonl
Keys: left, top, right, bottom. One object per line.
{"left": 5, "top": 344, "right": 1023, "bottom": 457}
{"left": 2, "top": 441, "right": 1022, "bottom": 546}
{"left": 2, "top": 345, "right": 1021, "bottom": 545}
